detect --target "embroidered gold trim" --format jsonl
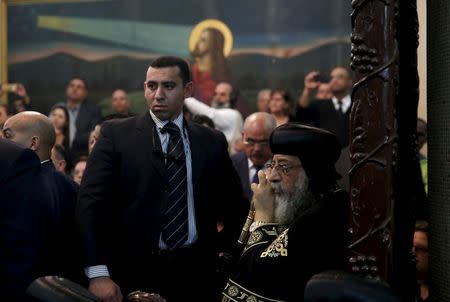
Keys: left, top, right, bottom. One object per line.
{"left": 261, "top": 228, "right": 278, "bottom": 237}
{"left": 223, "top": 279, "right": 286, "bottom": 302}
{"left": 260, "top": 228, "right": 289, "bottom": 258}
{"left": 250, "top": 222, "right": 279, "bottom": 232}
{"left": 247, "top": 229, "right": 264, "bottom": 245}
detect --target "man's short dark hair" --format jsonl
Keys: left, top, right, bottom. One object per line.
{"left": 415, "top": 220, "right": 428, "bottom": 233}
{"left": 417, "top": 118, "right": 427, "bottom": 136}
{"left": 417, "top": 118, "right": 427, "bottom": 150}
{"left": 192, "top": 114, "right": 215, "bottom": 129}
{"left": 70, "top": 77, "right": 88, "bottom": 90}
{"left": 94, "top": 113, "right": 129, "bottom": 128}
{"left": 53, "top": 144, "right": 67, "bottom": 162}
{"left": 150, "top": 56, "right": 192, "bottom": 85}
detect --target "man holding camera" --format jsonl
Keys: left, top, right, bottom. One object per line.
{"left": 296, "top": 67, "right": 352, "bottom": 147}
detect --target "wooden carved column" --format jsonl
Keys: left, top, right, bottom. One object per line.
{"left": 349, "top": 0, "right": 420, "bottom": 300}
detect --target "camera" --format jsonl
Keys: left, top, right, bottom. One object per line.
{"left": 1, "top": 83, "right": 18, "bottom": 93}
{"left": 313, "top": 74, "right": 329, "bottom": 83}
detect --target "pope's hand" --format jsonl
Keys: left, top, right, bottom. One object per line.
{"left": 251, "top": 170, "right": 275, "bottom": 222}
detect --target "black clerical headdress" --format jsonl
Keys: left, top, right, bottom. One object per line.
{"left": 269, "top": 123, "right": 341, "bottom": 192}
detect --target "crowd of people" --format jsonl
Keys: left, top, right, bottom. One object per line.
{"left": 0, "top": 55, "right": 428, "bottom": 302}
{"left": 0, "top": 62, "right": 356, "bottom": 189}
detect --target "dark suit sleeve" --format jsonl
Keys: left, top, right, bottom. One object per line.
{"left": 49, "top": 170, "right": 83, "bottom": 282}
{"left": 76, "top": 122, "right": 117, "bottom": 267}
{"left": 214, "top": 133, "right": 249, "bottom": 252}
{"left": 72, "top": 103, "right": 102, "bottom": 158}
{"left": 0, "top": 148, "right": 53, "bottom": 301}
{"left": 79, "top": 105, "right": 102, "bottom": 153}
{"left": 295, "top": 101, "right": 320, "bottom": 126}
{"left": 86, "top": 105, "right": 102, "bottom": 138}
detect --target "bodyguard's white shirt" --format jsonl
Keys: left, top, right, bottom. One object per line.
{"left": 150, "top": 111, "right": 197, "bottom": 249}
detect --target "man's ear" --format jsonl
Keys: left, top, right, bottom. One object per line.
{"left": 29, "top": 136, "right": 40, "bottom": 151}
{"left": 58, "top": 160, "right": 67, "bottom": 172}
{"left": 184, "top": 82, "right": 194, "bottom": 98}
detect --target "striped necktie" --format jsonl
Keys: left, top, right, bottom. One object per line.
{"left": 160, "top": 122, "right": 188, "bottom": 248}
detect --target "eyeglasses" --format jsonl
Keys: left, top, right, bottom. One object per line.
{"left": 243, "top": 138, "right": 270, "bottom": 147}
{"left": 264, "top": 162, "right": 302, "bottom": 175}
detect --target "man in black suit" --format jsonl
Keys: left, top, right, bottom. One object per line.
{"left": 76, "top": 56, "right": 246, "bottom": 302}
{"left": 0, "top": 139, "right": 53, "bottom": 302}
{"left": 296, "top": 67, "right": 352, "bottom": 147}
{"left": 2, "top": 111, "right": 81, "bottom": 281}
{"left": 57, "top": 77, "right": 102, "bottom": 159}
{"left": 231, "top": 112, "right": 276, "bottom": 202}
{"left": 222, "top": 123, "right": 348, "bottom": 302}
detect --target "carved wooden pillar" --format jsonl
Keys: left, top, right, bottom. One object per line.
{"left": 349, "top": 0, "right": 420, "bottom": 300}
{"left": 349, "top": 0, "right": 399, "bottom": 282}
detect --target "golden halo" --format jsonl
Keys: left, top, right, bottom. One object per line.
{"left": 188, "top": 19, "right": 233, "bottom": 57}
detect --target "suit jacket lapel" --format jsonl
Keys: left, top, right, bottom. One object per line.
{"left": 136, "top": 112, "right": 166, "bottom": 179}
{"left": 239, "top": 154, "right": 252, "bottom": 199}
{"left": 75, "top": 101, "right": 87, "bottom": 129}
{"left": 186, "top": 121, "right": 203, "bottom": 189}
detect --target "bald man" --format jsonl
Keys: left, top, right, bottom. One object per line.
{"left": 111, "top": 89, "right": 134, "bottom": 116}
{"left": 231, "top": 112, "right": 276, "bottom": 202}
{"left": 2, "top": 111, "right": 81, "bottom": 281}
{"left": 3, "top": 111, "right": 56, "bottom": 161}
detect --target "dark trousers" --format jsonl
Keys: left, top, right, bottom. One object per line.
{"left": 117, "top": 245, "right": 217, "bottom": 302}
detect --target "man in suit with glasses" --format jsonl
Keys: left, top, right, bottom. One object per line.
{"left": 231, "top": 112, "right": 276, "bottom": 203}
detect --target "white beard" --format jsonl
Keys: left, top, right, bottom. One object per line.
{"left": 271, "top": 171, "right": 312, "bottom": 225}
{"left": 211, "top": 100, "right": 230, "bottom": 109}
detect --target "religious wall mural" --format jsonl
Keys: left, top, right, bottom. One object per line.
{"left": 7, "top": 0, "right": 351, "bottom": 115}
{"left": 189, "top": 20, "right": 232, "bottom": 105}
